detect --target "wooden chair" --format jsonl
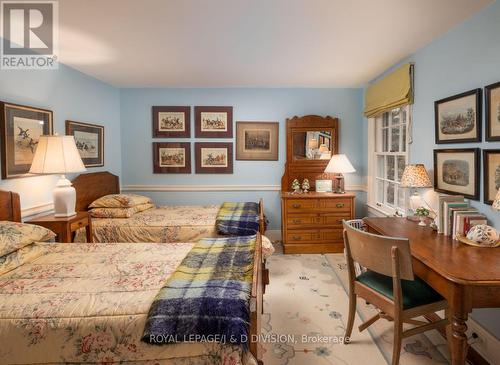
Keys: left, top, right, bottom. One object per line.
{"left": 342, "top": 221, "right": 449, "bottom": 365}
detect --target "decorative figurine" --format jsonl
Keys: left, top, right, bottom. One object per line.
{"left": 301, "top": 178, "right": 310, "bottom": 193}
{"left": 291, "top": 179, "right": 301, "bottom": 194}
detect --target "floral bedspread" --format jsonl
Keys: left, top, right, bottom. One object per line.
{"left": 0, "top": 242, "right": 256, "bottom": 365}
{"left": 75, "top": 205, "right": 221, "bottom": 244}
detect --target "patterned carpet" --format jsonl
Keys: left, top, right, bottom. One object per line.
{"left": 261, "top": 246, "right": 451, "bottom": 365}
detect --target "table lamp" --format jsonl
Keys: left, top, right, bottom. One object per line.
{"left": 29, "top": 135, "right": 86, "bottom": 217}
{"left": 324, "top": 154, "right": 355, "bottom": 193}
{"left": 400, "top": 164, "right": 432, "bottom": 214}
{"left": 492, "top": 189, "right": 500, "bottom": 210}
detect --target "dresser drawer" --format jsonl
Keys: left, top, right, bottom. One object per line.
{"left": 286, "top": 230, "right": 321, "bottom": 243}
{"left": 286, "top": 199, "right": 318, "bottom": 211}
{"left": 287, "top": 214, "right": 321, "bottom": 228}
{"left": 323, "top": 229, "right": 344, "bottom": 241}
{"left": 324, "top": 214, "right": 351, "bottom": 227}
{"left": 322, "top": 198, "right": 352, "bottom": 212}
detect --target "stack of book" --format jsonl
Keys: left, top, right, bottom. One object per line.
{"left": 437, "top": 195, "right": 487, "bottom": 238}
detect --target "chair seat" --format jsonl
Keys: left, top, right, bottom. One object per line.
{"left": 356, "top": 270, "right": 444, "bottom": 310}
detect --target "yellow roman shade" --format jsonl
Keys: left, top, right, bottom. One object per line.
{"left": 364, "top": 63, "right": 414, "bottom": 118}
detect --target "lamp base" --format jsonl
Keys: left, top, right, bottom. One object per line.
{"left": 334, "top": 176, "right": 345, "bottom": 194}
{"left": 53, "top": 175, "right": 77, "bottom": 217}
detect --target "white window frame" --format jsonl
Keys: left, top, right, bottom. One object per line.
{"left": 367, "top": 105, "right": 411, "bottom": 217}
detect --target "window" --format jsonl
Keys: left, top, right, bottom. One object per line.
{"left": 368, "top": 105, "right": 410, "bottom": 216}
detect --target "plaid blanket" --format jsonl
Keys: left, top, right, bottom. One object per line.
{"left": 216, "top": 202, "right": 260, "bottom": 236}
{"left": 142, "top": 235, "right": 256, "bottom": 348}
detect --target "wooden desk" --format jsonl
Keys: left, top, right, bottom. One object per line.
{"left": 363, "top": 217, "right": 500, "bottom": 365}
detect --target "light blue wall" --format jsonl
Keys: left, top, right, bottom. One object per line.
{"left": 120, "top": 88, "right": 367, "bottom": 229}
{"left": 0, "top": 63, "right": 121, "bottom": 211}
{"left": 371, "top": 1, "right": 500, "bottom": 339}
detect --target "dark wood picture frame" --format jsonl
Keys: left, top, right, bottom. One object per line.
{"left": 433, "top": 148, "right": 480, "bottom": 200}
{"left": 65, "top": 120, "right": 104, "bottom": 168}
{"left": 1, "top": 101, "right": 53, "bottom": 179}
{"left": 482, "top": 149, "right": 500, "bottom": 205}
{"left": 153, "top": 142, "right": 191, "bottom": 174}
{"left": 152, "top": 106, "right": 190, "bottom": 138}
{"left": 195, "top": 142, "right": 233, "bottom": 174}
{"left": 195, "top": 106, "right": 233, "bottom": 138}
{"left": 434, "top": 89, "right": 482, "bottom": 144}
{"left": 485, "top": 81, "right": 500, "bottom": 141}
{"left": 236, "top": 121, "right": 279, "bottom": 161}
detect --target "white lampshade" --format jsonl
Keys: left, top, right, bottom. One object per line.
{"left": 30, "top": 135, "right": 86, "bottom": 174}
{"left": 324, "top": 154, "right": 355, "bottom": 173}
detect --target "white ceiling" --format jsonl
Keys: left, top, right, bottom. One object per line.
{"left": 58, "top": 0, "right": 493, "bottom": 88}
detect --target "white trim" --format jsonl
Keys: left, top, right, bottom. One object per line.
{"left": 467, "top": 318, "right": 500, "bottom": 364}
{"left": 21, "top": 202, "right": 54, "bottom": 219}
{"left": 122, "top": 184, "right": 367, "bottom": 192}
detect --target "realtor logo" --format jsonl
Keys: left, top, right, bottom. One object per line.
{"left": 1, "top": 1, "right": 58, "bottom": 69}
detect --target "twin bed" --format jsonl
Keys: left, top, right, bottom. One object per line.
{"left": 0, "top": 186, "right": 265, "bottom": 364}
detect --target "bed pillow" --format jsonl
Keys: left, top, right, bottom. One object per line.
{"left": 0, "top": 242, "right": 48, "bottom": 275}
{"left": 89, "top": 194, "right": 153, "bottom": 208}
{"left": 0, "top": 221, "right": 56, "bottom": 257}
{"left": 90, "top": 203, "right": 155, "bottom": 218}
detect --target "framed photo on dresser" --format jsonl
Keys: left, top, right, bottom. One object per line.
{"left": 433, "top": 148, "right": 480, "bottom": 200}
{"left": 153, "top": 142, "right": 191, "bottom": 174}
{"left": 485, "top": 81, "right": 500, "bottom": 141}
{"left": 236, "top": 121, "right": 279, "bottom": 160}
{"left": 482, "top": 149, "right": 500, "bottom": 204}
{"left": 195, "top": 106, "right": 233, "bottom": 138}
{"left": 195, "top": 142, "right": 233, "bottom": 174}
{"left": 152, "top": 106, "right": 190, "bottom": 138}
{"left": 434, "top": 89, "right": 482, "bottom": 144}
{"left": 0, "top": 102, "right": 53, "bottom": 179}
{"left": 66, "top": 120, "right": 104, "bottom": 167}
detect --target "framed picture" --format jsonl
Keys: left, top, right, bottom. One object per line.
{"left": 153, "top": 142, "right": 191, "bottom": 174}
{"left": 152, "top": 106, "right": 190, "bottom": 138}
{"left": 65, "top": 120, "right": 104, "bottom": 167}
{"left": 195, "top": 106, "right": 233, "bottom": 138}
{"left": 315, "top": 179, "right": 333, "bottom": 193}
{"left": 482, "top": 149, "right": 500, "bottom": 204}
{"left": 434, "top": 89, "right": 482, "bottom": 144}
{"left": 485, "top": 81, "right": 500, "bottom": 141}
{"left": 0, "top": 102, "right": 53, "bottom": 179}
{"left": 195, "top": 142, "right": 233, "bottom": 174}
{"left": 433, "top": 148, "right": 480, "bottom": 200}
{"left": 236, "top": 121, "right": 278, "bottom": 160}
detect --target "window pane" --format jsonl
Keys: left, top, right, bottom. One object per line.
{"left": 401, "top": 107, "right": 407, "bottom": 124}
{"left": 397, "top": 186, "right": 406, "bottom": 210}
{"left": 386, "top": 182, "right": 395, "bottom": 206}
{"left": 376, "top": 180, "right": 384, "bottom": 203}
{"left": 391, "top": 109, "right": 400, "bottom": 125}
{"left": 376, "top": 156, "right": 385, "bottom": 178}
{"left": 387, "top": 155, "right": 395, "bottom": 181}
{"left": 382, "top": 128, "right": 388, "bottom": 152}
{"left": 382, "top": 113, "right": 389, "bottom": 127}
{"left": 397, "top": 156, "right": 406, "bottom": 181}
{"left": 402, "top": 124, "right": 406, "bottom": 152}
{"left": 390, "top": 127, "right": 400, "bottom": 152}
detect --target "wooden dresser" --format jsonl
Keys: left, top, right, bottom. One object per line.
{"left": 281, "top": 192, "right": 355, "bottom": 253}
{"left": 280, "top": 115, "right": 356, "bottom": 254}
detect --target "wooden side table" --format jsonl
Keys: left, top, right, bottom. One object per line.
{"left": 27, "top": 211, "right": 93, "bottom": 243}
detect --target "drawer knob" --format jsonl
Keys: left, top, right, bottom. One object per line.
{"left": 292, "top": 203, "right": 301, "bottom": 208}
{"left": 336, "top": 203, "right": 345, "bottom": 208}
{"left": 292, "top": 219, "right": 302, "bottom": 224}
{"left": 292, "top": 235, "right": 302, "bottom": 240}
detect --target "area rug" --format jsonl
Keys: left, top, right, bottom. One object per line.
{"left": 261, "top": 245, "right": 451, "bottom": 365}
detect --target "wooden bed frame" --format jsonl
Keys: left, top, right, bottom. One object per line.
{"left": 0, "top": 189, "right": 264, "bottom": 364}
{"left": 72, "top": 171, "right": 267, "bottom": 235}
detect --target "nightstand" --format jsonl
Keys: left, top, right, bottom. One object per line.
{"left": 27, "top": 211, "right": 93, "bottom": 243}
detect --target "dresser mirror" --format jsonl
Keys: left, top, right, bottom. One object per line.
{"left": 292, "top": 130, "right": 333, "bottom": 160}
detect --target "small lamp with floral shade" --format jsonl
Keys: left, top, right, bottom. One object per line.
{"left": 400, "top": 164, "right": 433, "bottom": 221}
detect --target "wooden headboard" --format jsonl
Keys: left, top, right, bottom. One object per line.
{"left": 72, "top": 171, "right": 120, "bottom": 211}
{"left": 0, "top": 190, "right": 21, "bottom": 222}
